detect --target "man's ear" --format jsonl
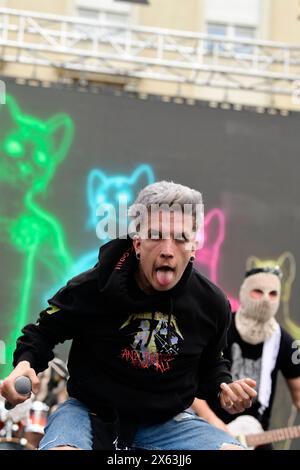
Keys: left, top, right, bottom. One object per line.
{"left": 185, "top": 239, "right": 198, "bottom": 255}
{"left": 132, "top": 235, "right": 141, "bottom": 253}
{"left": 193, "top": 239, "right": 201, "bottom": 252}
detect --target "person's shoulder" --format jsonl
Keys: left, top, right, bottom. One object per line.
{"left": 66, "top": 265, "right": 99, "bottom": 290}
{"left": 279, "top": 325, "right": 298, "bottom": 348}
{"left": 49, "top": 266, "right": 99, "bottom": 309}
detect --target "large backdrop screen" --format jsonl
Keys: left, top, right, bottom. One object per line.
{"left": 0, "top": 79, "right": 299, "bottom": 443}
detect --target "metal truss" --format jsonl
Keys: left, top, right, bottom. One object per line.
{"left": 0, "top": 7, "right": 300, "bottom": 96}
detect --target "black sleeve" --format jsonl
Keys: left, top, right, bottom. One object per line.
{"left": 13, "top": 284, "right": 79, "bottom": 374}
{"left": 279, "top": 328, "right": 300, "bottom": 379}
{"left": 196, "top": 300, "right": 232, "bottom": 408}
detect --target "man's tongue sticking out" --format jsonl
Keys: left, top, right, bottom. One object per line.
{"left": 156, "top": 268, "right": 175, "bottom": 287}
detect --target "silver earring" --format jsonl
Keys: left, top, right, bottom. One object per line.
{"left": 190, "top": 256, "right": 195, "bottom": 263}
{"left": 136, "top": 252, "right": 140, "bottom": 260}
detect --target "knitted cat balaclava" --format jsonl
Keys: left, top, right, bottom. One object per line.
{"left": 235, "top": 268, "right": 282, "bottom": 345}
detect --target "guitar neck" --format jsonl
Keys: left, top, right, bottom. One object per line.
{"left": 246, "top": 425, "right": 300, "bottom": 448}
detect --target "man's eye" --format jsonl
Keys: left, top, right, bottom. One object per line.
{"left": 150, "top": 231, "right": 162, "bottom": 239}
{"left": 174, "top": 233, "right": 187, "bottom": 241}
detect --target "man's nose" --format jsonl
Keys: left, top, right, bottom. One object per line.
{"left": 160, "top": 239, "right": 175, "bottom": 258}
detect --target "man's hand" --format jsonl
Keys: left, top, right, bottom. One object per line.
{"left": 219, "top": 378, "right": 257, "bottom": 415}
{"left": 0, "top": 361, "right": 40, "bottom": 406}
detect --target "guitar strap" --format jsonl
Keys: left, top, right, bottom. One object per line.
{"left": 258, "top": 323, "right": 281, "bottom": 416}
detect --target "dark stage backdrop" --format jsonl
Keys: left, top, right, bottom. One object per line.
{"left": 0, "top": 79, "right": 299, "bottom": 447}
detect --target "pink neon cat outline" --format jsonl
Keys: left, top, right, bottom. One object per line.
{"left": 196, "top": 208, "right": 239, "bottom": 311}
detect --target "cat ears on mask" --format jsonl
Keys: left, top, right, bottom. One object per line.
{"left": 244, "top": 266, "right": 283, "bottom": 280}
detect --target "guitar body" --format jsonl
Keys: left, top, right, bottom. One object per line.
{"left": 228, "top": 415, "right": 264, "bottom": 449}
{"left": 227, "top": 415, "right": 300, "bottom": 449}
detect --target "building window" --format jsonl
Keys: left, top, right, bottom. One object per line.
{"left": 75, "top": 1, "right": 131, "bottom": 36}
{"left": 206, "top": 22, "right": 256, "bottom": 55}
{"left": 206, "top": 23, "right": 227, "bottom": 53}
{"left": 204, "top": 0, "right": 259, "bottom": 55}
{"left": 234, "top": 25, "right": 256, "bottom": 53}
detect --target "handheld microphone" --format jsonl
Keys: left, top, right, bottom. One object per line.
{"left": 4, "top": 376, "right": 32, "bottom": 410}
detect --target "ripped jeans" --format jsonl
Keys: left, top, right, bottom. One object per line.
{"left": 39, "top": 398, "right": 242, "bottom": 450}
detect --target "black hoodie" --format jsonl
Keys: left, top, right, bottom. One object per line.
{"left": 13, "top": 238, "right": 232, "bottom": 445}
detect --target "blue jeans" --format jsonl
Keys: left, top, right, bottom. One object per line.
{"left": 39, "top": 398, "right": 242, "bottom": 450}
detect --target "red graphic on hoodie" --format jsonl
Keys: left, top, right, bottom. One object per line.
{"left": 120, "top": 348, "right": 174, "bottom": 372}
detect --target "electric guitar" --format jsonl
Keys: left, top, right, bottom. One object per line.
{"left": 227, "top": 415, "right": 300, "bottom": 449}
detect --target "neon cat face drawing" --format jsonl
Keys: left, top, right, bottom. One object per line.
{"left": 87, "top": 164, "right": 155, "bottom": 230}
{"left": 0, "top": 95, "right": 74, "bottom": 192}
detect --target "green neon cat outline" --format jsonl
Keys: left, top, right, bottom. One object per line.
{"left": 0, "top": 95, "right": 74, "bottom": 376}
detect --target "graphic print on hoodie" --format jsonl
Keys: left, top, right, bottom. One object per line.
{"left": 120, "top": 312, "right": 183, "bottom": 372}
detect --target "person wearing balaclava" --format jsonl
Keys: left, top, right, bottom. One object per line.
{"left": 235, "top": 267, "right": 281, "bottom": 345}
{"left": 192, "top": 266, "right": 300, "bottom": 448}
